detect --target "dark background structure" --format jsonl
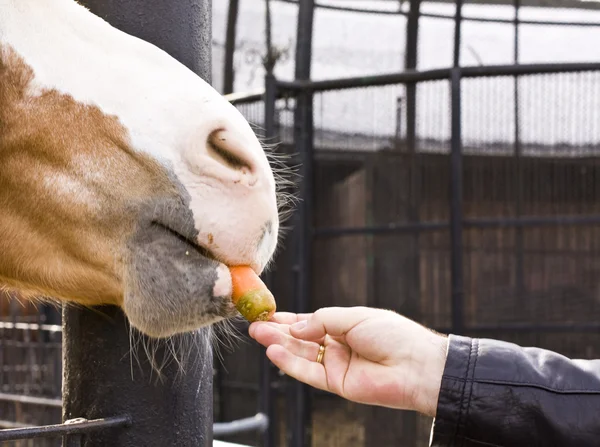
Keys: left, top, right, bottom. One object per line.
{"left": 2, "top": 0, "right": 600, "bottom": 446}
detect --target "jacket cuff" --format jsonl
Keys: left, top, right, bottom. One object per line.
{"left": 429, "top": 334, "right": 477, "bottom": 445}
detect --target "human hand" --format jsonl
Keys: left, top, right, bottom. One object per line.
{"left": 248, "top": 306, "right": 448, "bottom": 417}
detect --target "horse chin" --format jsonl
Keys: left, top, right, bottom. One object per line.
{"left": 122, "top": 222, "right": 236, "bottom": 339}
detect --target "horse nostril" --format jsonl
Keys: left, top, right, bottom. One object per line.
{"left": 207, "top": 129, "right": 255, "bottom": 177}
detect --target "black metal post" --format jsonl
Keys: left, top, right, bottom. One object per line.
{"left": 514, "top": 0, "right": 525, "bottom": 307}
{"left": 291, "top": 86, "right": 315, "bottom": 447}
{"left": 81, "top": 0, "right": 212, "bottom": 80}
{"left": 260, "top": 73, "right": 279, "bottom": 447}
{"left": 514, "top": 0, "right": 520, "bottom": 63}
{"left": 223, "top": 0, "right": 240, "bottom": 94}
{"left": 453, "top": 0, "right": 463, "bottom": 67}
{"left": 294, "top": 0, "right": 315, "bottom": 81}
{"left": 62, "top": 2, "right": 214, "bottom": 446}
{"left": 398, "top": 4, "right": 422, "bottom": 445}
{"left": 404, "top": 0, "right": 420, "bottom": 152}
{"left": 291, "top": 2, "right": 315, "bottom": 447}
{"left": 450, "top": 67, "right": 465, "bottom": 335}
{"left": 265, "top": 0, "right": 276, "bottom": 75}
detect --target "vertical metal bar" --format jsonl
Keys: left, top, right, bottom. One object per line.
{"left": 82, "top": 0, "right": 212, "bottom": 81}
{"left": 450, "top": 67, "right": 465, "bottom": 335}
{"left": 294, "top": 0, "right": 315, "bottom": 81}
{"left": 265, "top": 0, "right": 275, "bottom": 74}
{"left": 514, "top": 0, "right": 520, "bottom": 63}
{"left": 453, "top": 0, "right": 463, "bottom": 67}
{"left": 62, "top": 307, "right": 215, "bottom": 447}
{"left": 404, "top": 0, "right": 422, "bottom": 277}
{"left": 62, "top": 2, "right": 214, "bottom": 446}
{"left": 214, "top": 346, "right": 225, "bottom": 423}
{"left": 0, "top": 323, "right": 3, "bottom": 396}
{"left": 8, "top": 299, "right": 16, "bottom": 394}
{"left": 260, "top": 73, "right": 279, "bottom": 447}
{"left": 293, "top": 86, "right": 315, "bottom": 447}
{"left": 223, "top": 0, "right": 240, "bottom": 94}
{"left": 404, "top": 0, "right": 420, "bottom": 153}
{"left": 400, "top": 6, "right": 422, "bottom": 444}
{"left": 36, "top": 311, "right": 44, "bottom": 396}
{"left": 259, "top": 345, "right": 275, "bottom": 447}
{"left": 514, "top": 0, "right": 525, "bottom": 303}
{"left": 395, "top": 97, "right": 403, "bottom": 140}
{"left": 292, "top": 2, "right": 315, "bottom": 447}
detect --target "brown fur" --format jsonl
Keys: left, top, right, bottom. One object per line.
{"left": 0, "top": 45, "right": 176, "bottom": 307}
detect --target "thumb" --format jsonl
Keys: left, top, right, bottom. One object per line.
{"left": 289, "top": 306, "right": 376, "bottom": 341}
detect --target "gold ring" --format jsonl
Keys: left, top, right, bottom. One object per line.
{"left": 316, "top": 345, "right": 325, "bottom": 364}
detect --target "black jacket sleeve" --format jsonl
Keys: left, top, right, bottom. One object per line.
{"left": 429, "top": 334, "right": 600, "bottom": 447}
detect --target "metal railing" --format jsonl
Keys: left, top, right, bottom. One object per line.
{"left": 0, "top": 411, "right": 266, "bottom": 444}
{"left": 0, "top": 322, "right": 269, "bottom": 444}
{"left": 0, "top": 416, "right": 132, "bottom": 445}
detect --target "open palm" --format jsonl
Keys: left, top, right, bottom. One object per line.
{"left": 248, "top": 307, "right": 447, "bottom": 417}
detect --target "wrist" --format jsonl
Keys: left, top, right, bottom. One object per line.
{"left": 413, "top": 332, "right": 448, "bottom": 417}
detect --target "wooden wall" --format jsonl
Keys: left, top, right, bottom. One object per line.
{"left": 312, "top": 151, "right": 600, "bottom": 333}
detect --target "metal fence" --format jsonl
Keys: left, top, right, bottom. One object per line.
{"left": 219, "top": 67, "right": 600, "bottom": 447}
{"left": 208, "top": 2, "right": 600, "bottom": 445}
{"left": 0, "top": 309, "right": 268, "bottom": 447}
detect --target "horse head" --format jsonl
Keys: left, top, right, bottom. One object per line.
{"left": 0, "top": 0, "right": 282, "bottom": 338}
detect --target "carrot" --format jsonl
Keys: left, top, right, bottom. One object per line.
{"left": 229, "top": 265, "right": 276, "bottom": 322}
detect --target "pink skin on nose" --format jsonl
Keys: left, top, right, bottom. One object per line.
{"left": 213, "top": 263, "right": 233, "bottom": 299}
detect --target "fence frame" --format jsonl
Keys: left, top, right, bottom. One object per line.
{"left": 242, "top": 59, "right": 600, "bottom": 447}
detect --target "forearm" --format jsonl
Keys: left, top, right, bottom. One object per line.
{"left": 430, "top": 335, "right": 600, "bottom": 446}
{"left": 411, "top": 331, "right": 448, "bottom": 418}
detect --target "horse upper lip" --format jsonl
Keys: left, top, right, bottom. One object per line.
{"left": 151, "top": 221, "right": 217, "bottom": 262}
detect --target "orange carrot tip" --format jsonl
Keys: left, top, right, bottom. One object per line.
{"left": 229, "top": 265, "right": 276, "bottom": 322}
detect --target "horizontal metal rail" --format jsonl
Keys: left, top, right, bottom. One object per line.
{"left": 275, "top": 62, "right": 600, "bottom": 93}
{"left": 224, "top": 88, "right": 291, "bottom": 105}
{"left": 275, "top": 0, "right": 600, "bottom": 23}
{"left": 464, "top": 214, "right": 600, "bottom": 228}
{"left": 460, "top": 62, "right": 600, "bottom": 78}
{"left": 0, "top": 321, "right": 62, "bottom": 332}
{"left": 0, "top": 415, "right": 131, "bottom": 442}
{"left": 0, "top": 420, "right": 35, "bottom": 429}
{"left": 0, "top": 399, "right": 270, "bottom": 440}
{"left": 225, "top": 89, "right": 265, "bottom": 104}
{"left": 420, "top": 12, "right": 600, "bottom": 27}
{"left": 276, "top": 0, "right": 406, "bottom": 15}
{"left": 276, "top": 68, "right": 452, "bottom": 92}
{"left": 228, "top": 63, "right": 600, "bottom": 105}
{"left": 0, "top": 392, "right": 62, "bottom": 408}
{"left": 313, "top": 213, "right": 600, "bottom": 237}
{"left": 214, "top": 413, "right": 269, "bottom": 437}
{"left": 314, "top": 221, "right": 448, "bottom": 237}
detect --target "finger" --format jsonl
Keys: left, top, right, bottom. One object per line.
{"left": 248, "top": 321, "right": 281, "bottom": 339}
{"left": 266, "top": 344, "right": 329, "bottom": 393}
{"left": 290, "top": 306, "right": 378, "bottom": 341}
{"left": 249, "top": 312, "right": 313, "bottom": 338}
{"left": 271, "top": 312, "right": 312, "bottom": 325}
{"left": 251, "top": 321, "right": 321, "bottom": 361}
{"left": 249, "top": 321, "right": 296, "bottom": 340}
